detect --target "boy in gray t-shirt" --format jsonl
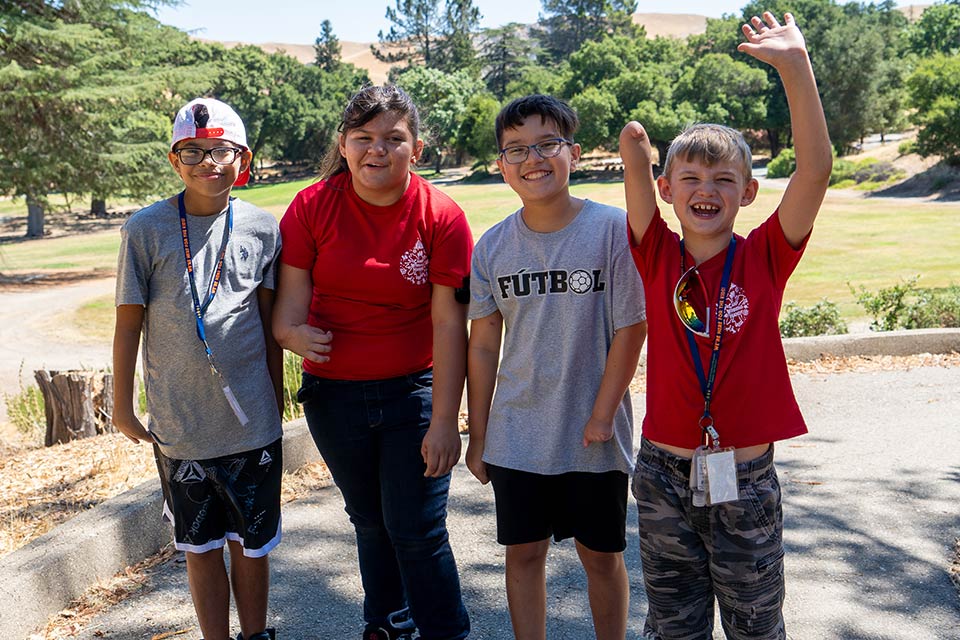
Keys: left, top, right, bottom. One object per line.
{"left": 112, "top": 98, "right": 282, "bottom": 640}
{"left": 466, "top": 94, "right": 647, "bottom": 639}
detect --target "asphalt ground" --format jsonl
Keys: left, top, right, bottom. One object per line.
{"left": 56, "top": 363, "right": 960, "bottom": 640}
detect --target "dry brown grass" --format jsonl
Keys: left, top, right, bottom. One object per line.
{"left": 0, "top": 433, "right": 156, "bottom": 558}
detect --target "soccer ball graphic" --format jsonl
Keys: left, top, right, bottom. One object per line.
{"left": 568, "top": 270, "right": 593, "bottom": 294}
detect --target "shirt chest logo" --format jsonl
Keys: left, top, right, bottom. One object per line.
{"left": 400, "top": 238, "right": 429, "bottom": 285}
{"left": 723, "top": 282, "right": 749, "bottom": 334}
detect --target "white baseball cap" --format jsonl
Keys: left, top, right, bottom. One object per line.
{"left": 171, "top": 98, "right": 250, "bottom": 186}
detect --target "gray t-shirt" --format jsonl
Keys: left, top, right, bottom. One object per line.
{"left": 116, "top": 197, "right": 282, "bottom": 460}
{"left": 469, "top": 200, "right": 646, "bottom": 475}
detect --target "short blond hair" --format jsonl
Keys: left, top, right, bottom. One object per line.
{"left": 662, "top": 123, "right": 753, "bottom": 181}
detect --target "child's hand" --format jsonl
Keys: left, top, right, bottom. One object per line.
{"left": 465, "top": 440, "right": 489, "bottom": 484}
{"left": 619, "top": 121, "right": 654, "bottom": 171}
{"left": 422, "top": 418, "right": 462, "bottom": 478}
{"left": 583, "top": 416, "right": 614, "bottom": 448}
{"left": 112, "top": 412, "right": 151, "bottom": 444}
{"left": 287, "top": 324, "right": 333, "bottom": 363}
{"left": 737, "top": 12, "right": 809, "bottom": 69}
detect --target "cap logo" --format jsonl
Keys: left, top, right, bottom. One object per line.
{"left": 194, "top": 127, "right": 225, "bottom": 138}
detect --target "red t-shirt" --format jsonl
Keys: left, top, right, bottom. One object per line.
{"left": 280, "top": 172, "right": 473, "bottom": 380}
{"left": 630, "top": 209, "right": 809, "bottom": 449}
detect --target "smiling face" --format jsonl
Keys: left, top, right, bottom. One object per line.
{"left": 658, "top": 157, "right": 758, "bottom": 247}
{"left": 339, "top": 111, "right": 423, "bottom": 207}
{"left": 496, "top": 116, "right": 581, "bottom": 208}
{"left": 168, "top": 137, "right": 250, "bottom": 213}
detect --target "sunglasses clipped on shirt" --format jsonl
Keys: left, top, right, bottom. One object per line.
{"left": 674, "top": 265, "right": 711, "bottom": 338}
{"left": 174, "top": 146, "right": 243, "bottom": 166}
{"left": 498, "top": 138, "right": 572, "bottom": 165}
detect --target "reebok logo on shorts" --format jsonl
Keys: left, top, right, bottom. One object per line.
{"left": 173, "top": 461, "right": 206, "bottom": 484}
{"left": 259, "top": 450, "right": 273, "bottom": 466}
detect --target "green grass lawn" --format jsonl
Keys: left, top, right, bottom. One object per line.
{"left": 2, "top": 176, "right": 958, "bottom": 324}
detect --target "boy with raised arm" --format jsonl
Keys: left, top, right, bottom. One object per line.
{"left": 619, "top": 12, "right": 832, "bottom": 639}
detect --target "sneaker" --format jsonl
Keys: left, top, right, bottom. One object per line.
{"left": 362, "top": 608, "right": 416, "bottom": 640}
{"left": 236, "top": 629, "right": 276, "bottom": 640}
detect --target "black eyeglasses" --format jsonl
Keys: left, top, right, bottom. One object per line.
{"left": 498, "top": 138, "right": 572, "bottom": 165}
{"left": 174, "top": 147, "right": 242, "bottom": 166}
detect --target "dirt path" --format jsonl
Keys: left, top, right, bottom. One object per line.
{"left": 0, "top": 277, "right": 115, "bottom": 428}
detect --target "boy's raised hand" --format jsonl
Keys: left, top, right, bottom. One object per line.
{"left": 737, "top": 12, "right": 808, "bottom": 68}
{"left": 619, "top": 121, "right": 658, "bottom": 244}
{"left": 619, "top": 121, "right": 654, "bottom": 170}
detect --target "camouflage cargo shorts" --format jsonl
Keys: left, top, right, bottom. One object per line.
{"left": 632, "top": 438, "right": 785, "bottom": 640}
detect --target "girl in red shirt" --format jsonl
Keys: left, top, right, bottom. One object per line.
{"left": 274, "top": 85, "right": 472, "bottom": 640}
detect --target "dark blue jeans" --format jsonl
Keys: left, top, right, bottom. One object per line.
{"left": 298, "top": 369, "right": 470, "bottom": 640}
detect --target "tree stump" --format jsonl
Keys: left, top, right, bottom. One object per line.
{"left": 34, "top": 370, "right": 116, "bottom": 446}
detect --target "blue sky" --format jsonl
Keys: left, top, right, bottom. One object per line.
{"left": 153, "top": 1, "right": 756, "bottom": 45}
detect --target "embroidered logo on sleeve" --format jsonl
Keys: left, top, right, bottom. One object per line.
{"left": 400, "top": 238, "right": 429, "bottom": 285}
{"left": 724, "top": 282, "right": 749, "bottom": 333}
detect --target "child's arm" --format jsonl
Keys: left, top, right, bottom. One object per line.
{"left": 257, "top": 285, "right": 284, "bottom": 416}
{"left": 582, "top": 321, "right": 647, "bottom": 447}
{"left": 112, "top": 304, "right": 151, "bottom": 444}
{"left": 465, "top": 311, "right": 503, "bottom": 485}
{"left": 738, "top": 11, "right": 832, "bottom": 248}
{"left": 422, "top": 284, "right": 467, "bottom": 478}
{"left": 272, "top": 263, "right": 333, "bottom": 363}
{"left": 618, "top": 122, "right": 658, "bottom": 246}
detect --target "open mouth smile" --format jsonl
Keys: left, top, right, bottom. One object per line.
{"left": 522, "top": 170, "right": 553, "bottom": 181}
{"left": 691, "top": 203, "right": 720, "bottom": 217}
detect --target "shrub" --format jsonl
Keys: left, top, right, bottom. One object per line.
{"left": 779, "top": 299, "right": 848, "bottom": 337}
{"left": 831, "top": 157, "right": 905, "bottom": 188}
{"left": 282, "top": 351, "right": 305, "bottom": 422}
{"left": 766, "top": 148, "right": 795, "bottom": 179}
{"left": 853, "top": 277, "right": 960, "bottom": 331}
{"left": 3, "top": 364, "right": 45, "bottom": 439}
{"left": 898, "top": 139, "right": 917, "bottom": 156}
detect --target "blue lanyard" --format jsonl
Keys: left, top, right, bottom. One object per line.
{"left": 178, "top": 191, "right": 233, "bottom": 373}
{"left": 680, "top": 237, "right": 736, "bottom": 447}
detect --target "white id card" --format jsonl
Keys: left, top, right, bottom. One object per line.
{"left": 704, "top": 448, "right": 738, "bottom": 505}
{"left": 222, "top": 385, "right": 250, "bottom": 426}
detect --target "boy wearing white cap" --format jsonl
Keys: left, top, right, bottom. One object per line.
{"left": 112, "top": 98, "right": 283, "bottom": 640}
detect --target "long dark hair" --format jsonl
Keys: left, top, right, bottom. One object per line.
{"left": 318, "top": 84, "right": 421, "bottom": 181}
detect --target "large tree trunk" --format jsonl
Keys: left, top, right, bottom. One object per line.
{"left": 90, "top": 197, "right": 107, "bottom": 217}
{"left": 34, "top": 370, "right": 115, "bottom": 446}
{"left": 26, "top": 195, "right": 44, "bottom": 238}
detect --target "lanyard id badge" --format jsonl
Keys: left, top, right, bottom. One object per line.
{"left": 178, "top": 192, "right": 249, "bottom": 426}
{"left": 681, "top": 238, "right": 738, "bottom": 507}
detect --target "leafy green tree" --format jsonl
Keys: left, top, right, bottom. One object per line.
{"left": 675, "top": 53, "right": 769, "bottom": 130}
{"left": 628, "top": 99, "right": 697, "bottom": 167}
{"left": 903, "top": 1, "right": 960, "bottom": 57}
{"left": 570, "top": 86, "right": 619, "bottom": 151}
{"left": 212, "top": 45, "right": 314, "bottom": 181}
{"left": 283, "top": 62, "right": 370, "bottom": 166}
{"left": 504, "top": 62, "right": 570, "bottom": 100}
{"left": 314, "top": 19, "right": 341, "bottom": 71}
{"left": 478, "top": 23, "right": 538, "bottom": 99}
{"left": 907, "top": 53, "right": 960, "bottom": 164}
{"left": 373, "top": 0, "right": 444, "bottom": 68}
{"left": 394, "top": 65, "right": 484, "bottom": 171}
{"left": 817, "top": 24, "right": 884, "bottom": 153}
{"left": 0, "top": 1, "right": 206, "bottom": 237}
{"left": 537, "top": 0, "right": 639, "bottom": 62}
{"left": 434, "top": 0, "right": 481, "bottom": 73}
{"left": 457, "top": 92, "right": 500, "bottom": 170}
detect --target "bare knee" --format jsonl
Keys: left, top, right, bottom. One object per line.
{"left": 576, "top": 543, "right": 625, "bottom": 577}
{"left": 506, "top": 539, "right": 550, "bottom": 568}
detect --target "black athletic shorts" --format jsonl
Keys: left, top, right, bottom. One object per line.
{"left": 154, "top": 438, "right": 282, "bottom": 557}
{"left": 486, "top": 464, "right": 628, "bottom": 553}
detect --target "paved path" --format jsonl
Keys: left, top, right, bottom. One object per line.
{"left": 62, "top": 364, "right": 960, "bottom": 639}
{"left": 0, "top": 277, "right": 114, "bottom": 425}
